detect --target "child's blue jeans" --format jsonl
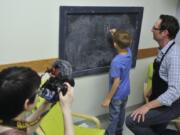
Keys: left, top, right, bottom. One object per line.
{"left": 105, "top": 97, "right": 128, "bottom": 135}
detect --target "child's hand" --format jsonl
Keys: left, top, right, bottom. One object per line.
{"left": 109, "top": 28, "right": 117, "bottom": 35}
{"left": 101, "top": 98, "right": 111, "bottom": 108}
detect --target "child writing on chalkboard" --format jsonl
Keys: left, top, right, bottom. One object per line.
{"left": 101, "top": 29, "right": 132, "bottom": 135}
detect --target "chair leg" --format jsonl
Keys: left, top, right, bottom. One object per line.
{"left": 175, "top": 122, "right": 180, "bottom": 130}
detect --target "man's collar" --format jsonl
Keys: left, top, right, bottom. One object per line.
{"left": 159, "top": 40, "right": 175, "bottom": 54}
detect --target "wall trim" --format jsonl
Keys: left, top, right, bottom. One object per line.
{"left": 0, "top": 58, "right": 58, "bottom": 72}
{"left": 0, "top": 47, "right": 157, "bottom": 72}
{"left": 137, "top": 47, "right": 157, "bottom": 59}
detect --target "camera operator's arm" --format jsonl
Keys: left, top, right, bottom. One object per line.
{"left": 26, "top": 100, "right": 52, "bottom": 135}
{"left": 59, "top": 82, "right": 74, "bottom": 135}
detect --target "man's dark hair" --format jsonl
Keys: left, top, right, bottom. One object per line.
{"left": 159, "top": 14, "right": 179, "bottom": 39}
{"left": 112, "top": 29, "right": 132, "bottom": 49}
{"left": 0, "top": 67, "right": 41, "bottom": 120}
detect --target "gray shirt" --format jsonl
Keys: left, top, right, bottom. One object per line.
{"left": 156, "top": 40, "right": 180, "bottom": 106}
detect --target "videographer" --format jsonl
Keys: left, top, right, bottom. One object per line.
{"left": 0, "top": 60, "right": 74, "bottom": 135}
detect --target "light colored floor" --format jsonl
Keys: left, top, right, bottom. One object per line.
{"left": 75, "top": 107, "right": 178, "bottom": 135}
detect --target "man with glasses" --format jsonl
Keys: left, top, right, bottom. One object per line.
{"left": 126, "top": 15, "right": 180, "bottom": 135}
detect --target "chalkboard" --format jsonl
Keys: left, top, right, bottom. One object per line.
{"left": 59, "top": 6, "right": 144, "bottom": 77}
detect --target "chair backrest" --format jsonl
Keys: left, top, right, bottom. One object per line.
{"left": 147, "top": 63, "right": 153, "bottom": 90}
{"left": 38, "top": 99, "right": 105, "bottom": 135}
{"left": 40, "top": 103, "right": 65, "bottom": 135}
{"left": 144, "top": 63, "right": 153, "bottom": 103}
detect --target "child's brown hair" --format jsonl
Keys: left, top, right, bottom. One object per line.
{"left": 112, "top": 29, "right": 132, "bottom": 49}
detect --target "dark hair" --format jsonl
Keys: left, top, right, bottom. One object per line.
{"left": 159, "top": 14, "right": 179, "bottom": 39}
{"left": 0, "top": 67, "right": 41, "bottom": 120}
{"left": 112, "top": 29, "right": 132, "bottom": 49}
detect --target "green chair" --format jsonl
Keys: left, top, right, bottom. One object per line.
{"left": 143, "top": 63, "right": 153, "bottom": 103}
{"left": 36, "top": 99, "right": 105, "bottom": 135}
{"left": 143, "top": 63, "right": 180, "bottom": 130}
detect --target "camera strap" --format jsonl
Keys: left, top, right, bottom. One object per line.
{"left": 0, "top": 107, "right": 51, "bottom": 130}
{"left": 0, "top": 117, "right": 41, "bottom": 130}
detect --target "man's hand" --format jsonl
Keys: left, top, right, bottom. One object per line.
{"left": 131, "top": 99, "right": 161, "bottom": 123}
{"left": 131, "top": 105, "right": 150, "bottom": 123}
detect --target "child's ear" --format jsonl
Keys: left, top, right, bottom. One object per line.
{"left": 24, "top": 99, "right": 34, "bottom": 111}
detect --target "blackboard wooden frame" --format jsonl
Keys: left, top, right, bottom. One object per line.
{"left": 59, "top": 6, "right": 144, "bottom": 77}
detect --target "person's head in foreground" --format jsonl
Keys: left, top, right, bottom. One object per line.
{"left": 0, "top": 60, "right": 75, "bottom": 135}
{"left": 0, "top": 67, "right": 41, "bottom": 121}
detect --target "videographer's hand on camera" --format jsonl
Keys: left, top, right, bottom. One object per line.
{"left": 59, "top": 82, "right": 74, "bottom": 110}
{"left": 59, "top": 82, "right": 74, "bottom": 135}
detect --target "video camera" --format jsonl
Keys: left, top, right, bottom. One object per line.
{"left": 39, "top": 59, "right": 75, "bottom": 103}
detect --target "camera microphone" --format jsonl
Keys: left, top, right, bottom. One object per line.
{"left": 39, "top": 59, "right": 75, "bottom": 103}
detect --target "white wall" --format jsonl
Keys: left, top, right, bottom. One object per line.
{"left": 0, "top": 0, "right": 59, "bottom": 64}
{"left": 0, "top": 0, "right": 178, "bottom": 116}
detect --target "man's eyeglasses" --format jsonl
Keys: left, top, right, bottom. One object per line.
{"left": 152, "top": 26, "right": 161, "bottom": 31}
